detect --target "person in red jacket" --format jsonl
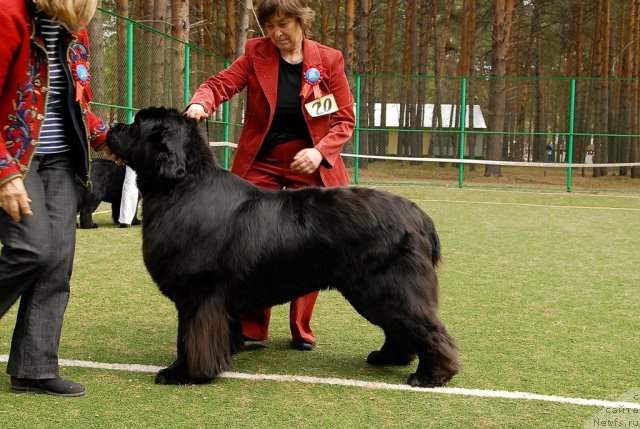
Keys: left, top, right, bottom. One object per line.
{"left": 0, "top": 0, "right": 113, "bottom": 396}
{"left": 186, "top": 0, "right": 355, "bottom": 351}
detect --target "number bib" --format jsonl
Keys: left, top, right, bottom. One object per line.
{"left": 304, "top": 93, "right": 339, "bottom": 117}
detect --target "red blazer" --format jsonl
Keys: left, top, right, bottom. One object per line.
{"left": 0, "top": 0, "right": 108, "bottom": 187}
{"left": 189, "top": 37, "right": 355, "bottom": 187}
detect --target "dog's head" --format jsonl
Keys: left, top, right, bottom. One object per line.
{"left": 106, "top": 107, "right": 214, "bottom": 190}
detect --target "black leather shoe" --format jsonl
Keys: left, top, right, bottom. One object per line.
{"left": 119, "top": 223, "right": 131, "bottom": 228}
{"left": 10, "top": 376, "right": 86, "bottom": 397}
{"left": 291, "top": 340, "right": 316, "bottom": 351}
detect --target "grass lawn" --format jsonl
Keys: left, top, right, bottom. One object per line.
{"left": 1, "top": 186, "right": 638, "bottom": 428}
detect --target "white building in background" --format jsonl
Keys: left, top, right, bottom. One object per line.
{"left": 372, "top": 103, "right": 487, "bottom": 129}
{"left": 364, "top": 103, "right": 487, "bottom": 157}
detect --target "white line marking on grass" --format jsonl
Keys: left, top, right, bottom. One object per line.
{"left": 412, "top": 199, "right": 640, "bottom": 212}
{"left": 374, "top": 184, "right": 640, "bottom": 200}
{"left": 2, "top": 355, "right": 638, "bottom": 410}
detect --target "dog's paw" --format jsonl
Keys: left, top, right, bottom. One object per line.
{"left": 367, "top": 350, "right": 415, "bottom": 366}
{"left": 155, "top": 366, "right": 213, "bottom": 385}
{"left": 156, "top": 360, "right": 213, "bottom": 384}
{"left": 155, "top": 367, "right": 184, "bottom": 385}
{"left": 77, "top": 223, "right": 99, "bottom": 229}
{"left": 407, "top": 371, "right": 452, "bottom": 388}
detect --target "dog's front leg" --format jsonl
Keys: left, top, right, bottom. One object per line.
{"left": 155, "top": 307, "right": 211, "bottom": 385}
{"left": 156, "top": 294, "right": 233, "bottom": 385}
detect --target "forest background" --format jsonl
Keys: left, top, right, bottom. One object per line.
{"left": 95, "top": 0, "right": 640, "bottom": 180}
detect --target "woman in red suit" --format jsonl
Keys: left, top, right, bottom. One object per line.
{"left": 185, "top": 0, "right": 355, "bottom": 351}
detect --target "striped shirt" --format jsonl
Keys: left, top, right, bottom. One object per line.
{"left": 37, "top": 18, "right": 70, "bottom": 154}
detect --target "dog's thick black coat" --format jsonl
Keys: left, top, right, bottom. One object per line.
{"left": 75, "top": 159, "right": 140, "bottom": 228}
{"left": 106, "top": 107, "right": 459, "bottom": 387}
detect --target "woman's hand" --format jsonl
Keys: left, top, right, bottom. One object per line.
{"left": 291, "top": 148, "right": 323, "bottom": 175}
{"left": 0, "top": 177, "right": 33, "bottom": 222}
{"left": 184, "top": 104, "right": 210, "bottom": 121}
{"left": 102, "top": 145, "right": 124, "bottom": 165}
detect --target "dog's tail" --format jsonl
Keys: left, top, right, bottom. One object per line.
{"left": 185, "top": 293, "right": 233, "bottom": 379}
{"left": 416, "top": 209, "right": 442, "bottom": 268}
{"left": 429, "top": 225, "right": 442, "bottom": 267}
{"left": 411, "top": 202, "right": 442, "bottom": 268}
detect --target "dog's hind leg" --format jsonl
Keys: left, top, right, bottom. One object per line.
{"left": 355, "top": 271, "right": 459, "bottom": 387}
{"left": 406, "top": 320, "right": 459, "bottom": 388}
{"left": 366, "top": 333, "right": 416, "bottom": 366}
{"left": 155, "top": 293, "right": 233, "bottom": 385}
{"left": 371, "top": 311, "right": 459, "bottom": 387}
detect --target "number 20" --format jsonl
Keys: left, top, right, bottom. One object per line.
{"left": 312, "top": 98, "right": 333, "bottom": 115}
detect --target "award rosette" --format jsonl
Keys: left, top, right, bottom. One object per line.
{"left": 72, "top": 61, "right": 92, "bottom": 102}
{"left": 300, "top": 65, "right": 325, "bottom": 100}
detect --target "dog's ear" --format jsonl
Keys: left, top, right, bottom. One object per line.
{"left": 152, "top": 123, "right": 187, "bottom": 183}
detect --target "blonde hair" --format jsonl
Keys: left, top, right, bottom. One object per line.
{"left": 35, "top": 0, "right": 99, "bottom": 30}
{"left": 256, "top": 0, "right": 315, "bottom": 38}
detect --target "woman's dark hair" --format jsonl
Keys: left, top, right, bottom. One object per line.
{"left": 255, "top": 0, "right": 315, "bottom": 38}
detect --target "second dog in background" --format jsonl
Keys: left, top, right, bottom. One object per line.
{"left": 75, "top": 159, "right": 140, "bottom": 229}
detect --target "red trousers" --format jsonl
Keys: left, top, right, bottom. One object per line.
{"left": 241, "top": 139, "right": 323, "bottom": 344}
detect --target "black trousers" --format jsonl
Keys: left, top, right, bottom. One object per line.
{"left": 0, "top": 153, "right": 77, "bottom": 379}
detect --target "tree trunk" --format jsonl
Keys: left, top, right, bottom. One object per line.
{"left": 632, "top": 0, "right": 640, "bottom": 178}
{"left": 87, "top": 1, "right": 105, "bottom": 112}
{"left": 236, "top": 0, "right": 251, "bottom": 56}
{"left": 485, "top": 0, "right": 516, "bottom": 177}
{"left": 531, "top": 0, "right": 547, "bottom": 162}
{"left": 438, "top": 0, "right": 454, "bottom": 161}
{"left": 379, "top": 0, "right": 398, "bottom": 157}
{"left": 333, "top": 0, "right": 342, "bottom": 49}
{"left": 458, "top": 0, "right": 477, "bottom": 169}
{"left": 319, "top": 1, "right": 330, "bottom": 45}
{"left": 225, "top": 0, "right": 236, "bottom": 59}
{"left": 592, "top": 0, "right": 611, "bottom": 177}
{"left": 344, "top": 0, "right": 355, "bottom": 74}
{"left": 356, "top": 0, "right": 371, "bottom": 167}
{"left": 616, "top": 1, "right": 633, "bottom": 175}
{"left": 398, "top": 0, "right": 416, "bottom": 157}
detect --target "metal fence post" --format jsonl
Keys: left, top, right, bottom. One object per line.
{"left": 354, "top": 74, "right": 361, "bottom": 184}
{"left": 126, "top": 21, "right": 134, "bottom": 123}
{"left": 458, "top": 77, "right": 467, "bottom": 188}
{"left": 566, "top": 79, "right": 576, "bottom": 192}
{"left": 222, "top": 61, "right": 231, "bottom": 170}
{"left": 183, "top": 45, "right": 191, "bottom": 107}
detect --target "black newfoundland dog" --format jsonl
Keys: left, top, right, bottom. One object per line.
{"left": 106, "top": 107, "right": 459, "bottom": 388}
{"left": 75, "top": 159, "right": 140, "bottom": 228}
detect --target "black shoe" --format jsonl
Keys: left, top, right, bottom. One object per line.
{"left": 291, "top": 340, "right": 316, "bottom": 351}
{"left": 119, "top": 223, "right": 131, "bottom": 228}
{"left": 10, "top": 376, "right": 86, "bottom": 397}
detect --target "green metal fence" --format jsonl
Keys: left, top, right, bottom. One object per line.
{"left": 87, "top": 8, "right": 236, "bottom": 167}
{"left": 89, "top": 9, "right": 640, "bottom": 193}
